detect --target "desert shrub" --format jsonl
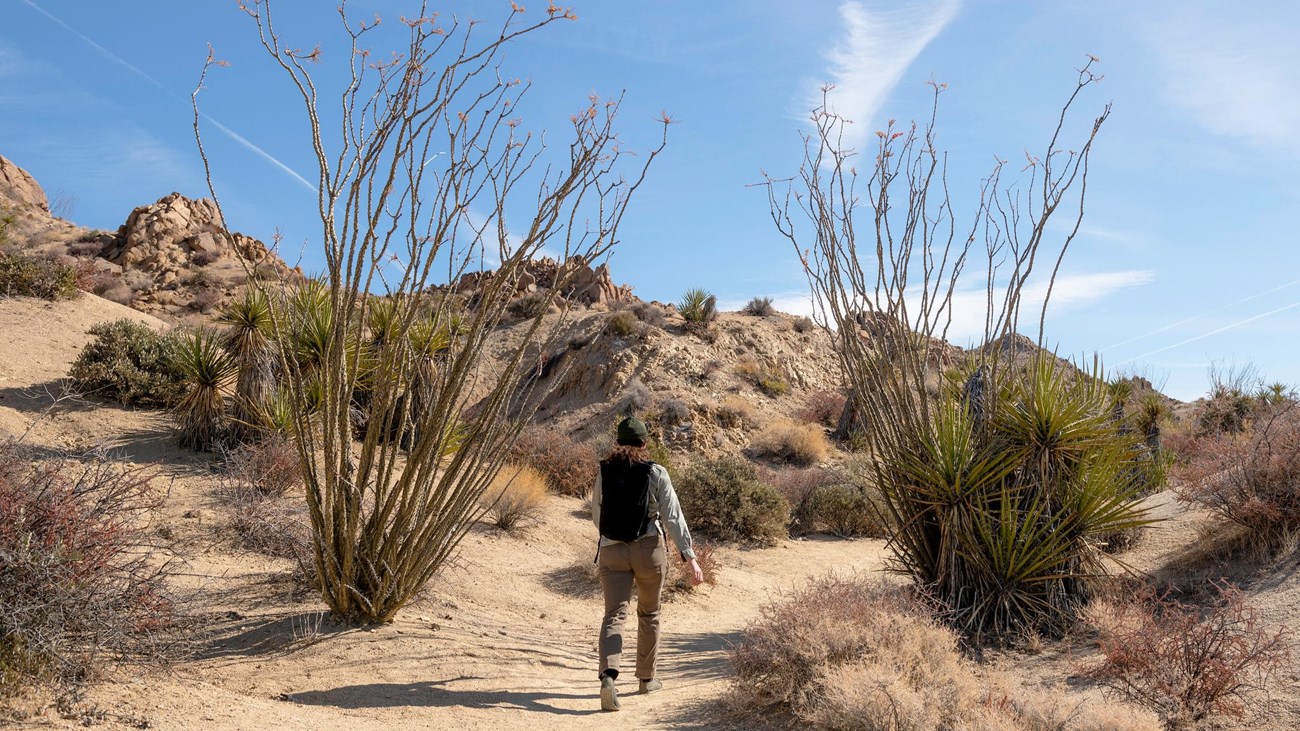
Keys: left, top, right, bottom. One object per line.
{"left": 1259, "top": 381, "right": 1296, "bottom": 406}
{"left": 752, "top": 420, "right": 829, "bottom": 466}
{"left": 630, "top": 301, "right": 667, "bottom": 328}
{"left": 507, "top": 292, "right": 550, "bottom": 319}
{"left": 678, "top": 287, "right": 717, "bottom": 324}
{"left": 665, "top": 541, "right": 718, "bottom": 596}
{"left": 713, "top": 395, "right": 756, "bottom": 429}
{"left": 619, "top": 377, "right": 651, "bottom": 416}
{"left": 509, "top": 428, "right": 598, "bottom": 497}
{"left": 731, "top": 575, "right": 981, "bottom": 729}
{"left": 222, "top": 488, "right": 308, "bottom": 559}
{"left": 0, "top": 442, "right": 176, "bottom": 695}
{"left": 1175, "top": 402, "right": 1300, "bottom": 546}
{"left": 1085, "top": 585, "right": 1292, "bottom": 725}
{"left": 742, "top": 296, "right": 775, "bottom": 316}
{"left": 796, "top": 389, "right": 846, "bottom": 428}
{"left": 1197, "top": 386, "right": 1255, "bottom": 435}
{"left": 221, "top": 436, "right": 302, "bottom": 498}
{"left": 676, "top": 457, "right": 788, "bottom": 544}
{"left": 733, "top": 574, "right": 1159, "bottom": 730}
{"left": 792, "top": 316, "right": 815, "bottom": 333}
{"left": 481, "top": 463, "right": 549, "bottom": 531}
{"left": 735, "top": 357, "right": 790, "bottom": 397}
{"left": 605, "top": 309, "right": 638, "bottom": 336}
{"left": 655, "top": 397, "right": 692, "bottom": 424}
{"left": 0, "top": 251, "right": 79, "bottom": 300}
{"left": 69, "top": 320, "right": 187, "bottom": 408}
{"left": 762, "top": 466, "right": 837, "bottom": 523}
{"left": 799, "top": 483, "right": 884, "bottom": 538}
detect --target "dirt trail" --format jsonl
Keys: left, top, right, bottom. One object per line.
{"left": 83, "top": 515, "right": 888, "bottom": 731}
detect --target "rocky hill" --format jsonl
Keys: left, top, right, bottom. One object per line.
{"left": 1, "top": 155, "right": 298, "bottom": 323}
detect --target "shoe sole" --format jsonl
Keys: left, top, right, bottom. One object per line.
{"left": 600, "top": 684, "right": 620, "bottom": 712}
{"left": 639, "top": 683, "right": 662, "bottom": 695}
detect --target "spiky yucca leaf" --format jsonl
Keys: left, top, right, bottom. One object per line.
{"left": 220, "top": 289, "right": 276, "bottom": 442}
{"left": 172, "top": 328, "right": 236, "bottom": 451}
{"left": 678, "top": 287, "right": 713, "bottom": 323}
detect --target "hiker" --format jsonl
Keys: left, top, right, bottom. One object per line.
{"left": 592, "top": 416, "right": 703, "bottom": 713}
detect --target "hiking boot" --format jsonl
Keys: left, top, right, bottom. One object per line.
{"left": 639, "top": 678, "right": 663, "bottom": 694}
{"left": 600, "top": 675, "right": 620, "bottom": 712}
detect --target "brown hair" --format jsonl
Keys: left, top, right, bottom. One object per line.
{"left": 603, "top": 444, "right": 652, "bottom": 467}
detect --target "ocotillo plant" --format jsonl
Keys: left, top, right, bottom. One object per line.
{"left": 761, "top": 60, "right": 1149, "bottom": 639}
{"left": 194, "top": 2, "right": 667, "bottom": 623}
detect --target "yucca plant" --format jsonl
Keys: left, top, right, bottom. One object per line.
{"left": 219, "top": 289, "right": 276, "bottom": 442}
{"left": 678, "top": 287, "right": 716, "bottom": 323}
{"left": 761, "top": 59, "right": 1142, "bottom": 640}
{"left": 172, "top": 328, "right": 236, "bottom": 451}
{"left": 883, "top": 358, "right": 1151, "bottom": 638}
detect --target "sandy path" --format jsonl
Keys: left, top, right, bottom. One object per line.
{"left": 77, "top": 521, "right": 888, "bottom": 731}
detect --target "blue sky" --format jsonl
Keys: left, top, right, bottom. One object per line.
{"left": 2, "top": 0, "right": 1298, "bottom": 401}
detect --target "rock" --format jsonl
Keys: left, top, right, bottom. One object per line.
{"left": 103, "top": 192, "right": 295, "bottom": 279}
{"left": 0, "top": 154, "right": 50, "bottom": 213}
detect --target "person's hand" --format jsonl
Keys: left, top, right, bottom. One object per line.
{"left": 687, "top": 558, "right": 704, "bottom": 586}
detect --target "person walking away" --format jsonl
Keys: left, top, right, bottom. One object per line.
{"left": 591, "top": 417, "right": 703, "bottom": 712}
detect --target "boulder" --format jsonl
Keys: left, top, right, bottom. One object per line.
{"left": 0, "top": 154, "right": 49, "bottom": 213}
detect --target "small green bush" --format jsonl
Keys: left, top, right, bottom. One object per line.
{"left": 742, "top": 296, "right": 775, "bottom": 317}
{"left": 677, "top": 457, "right": 788, "bottom": 544}
{"left": 606, "top": 309, "right": 638, "bottom": 336}
{"left": 70, "top": 320, "right": 187, "bottom": 408}
{"left": 0, "top": 251, "right": 79, "bottom": 300}
{"left": 799, "top": 483, "right": 884, "bottom": 538}
{"left": 507, "top": 292, "right": 550, "bottom": 319}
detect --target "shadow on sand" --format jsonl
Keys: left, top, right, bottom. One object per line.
{"left": 285, "top": 677, "right": 601, "bottom": 717}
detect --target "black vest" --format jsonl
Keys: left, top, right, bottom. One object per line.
{"left": 598, "top": 460, "right": 656, "bottom": 542}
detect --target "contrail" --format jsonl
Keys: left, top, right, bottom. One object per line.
{"left": 18, "top": 0, "right": 317, "bottom": 193}
{"left": 1102, "top": 275, "right": 1300, "bottom": 352}
{"left": 1117, "top": 299, "right": 1300, "bottom": 366}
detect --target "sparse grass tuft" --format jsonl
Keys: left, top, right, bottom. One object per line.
{"left": 481, "top": 463, "right": 549, "bottom": 531}
{"left": 752, "top": 420, "right": 829, "bottom": 466}
{"left": 606, "top": 309, "right": 638, "bottom": 336}
{"left": 713, "top": 396, "right": 756, "bottom": 429}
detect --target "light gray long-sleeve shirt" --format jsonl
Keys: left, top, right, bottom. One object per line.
{"left": 592, "top": 463, "right": 696, "bottom": 561}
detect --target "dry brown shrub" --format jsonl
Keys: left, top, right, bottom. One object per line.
{"left": 731, "top": 575, "right": 980, "bottom": 729}
{"left": 732, "top": 574, "right": 1163, "bottom": 731}
{"left": 665, "top": 541, "right": 718, "bottom": 596}
{"left": 752, "top": 420, "right": 829, "bottom": 466}
{"left": 796, "top": 389, "right": 846, "bottom": 428}
{"left": 221, "top": 437, "right": 303, "bottom": 498}
{"left": 481, "top": 463, "right": 549, "bottom": 531}
{"left": 1083, "top": 584, "right": 1292, "bottom": 725}
{"left": 1173, "top": 402, "right": 1300, "bottom": 547}
{"left": 0, "top": 442, "right": 178, "bottom": 696}
{"left": 713, "top": 396, "right": 756, "bottom": 429}
{"left": 509, "top": 429, "right": 599, "bottom": 497}
{"left": 734, "top": 357, "right": 790, "bottom": 397}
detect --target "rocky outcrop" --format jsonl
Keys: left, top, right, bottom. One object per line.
{"left": 103, "top": 192, "right": 295, "bottom": 284}
{"left": 0, "top": 155, "right": 49, "bottom": 214}
{"left": 456, "top": 255, "right": 634, "bottom": 306}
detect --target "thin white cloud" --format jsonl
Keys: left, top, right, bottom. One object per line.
{"left": 719, "top": 270, "right": 1153, "bottom": 345}
{"left": 811, "top": 0, "right": 960, "bottom": 150}
{"left": 1142, "top": 3, "right": 1300, "bottom": 157}
{"left": 18, "top": 0, "right": 316, "bottom": 192}
{"left": 946, "top": 270, "right": 1154, "bottom": 344}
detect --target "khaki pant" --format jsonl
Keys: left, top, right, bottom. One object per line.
{"left": 597, "top": 533, "right": 667, "bottom": 680}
